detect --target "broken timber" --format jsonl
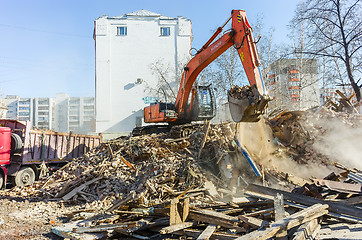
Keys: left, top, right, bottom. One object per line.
{"left": 189, "top": 208, "right": 245, "bottom": 232}
{"left": 235, "top": 204, "right": 328, "bottom": 240}
{"left": 245, "top": 184, "right": 362, "bottom": 222}
{"left": 196, "top": 224, "right": 217, "bottom": 240}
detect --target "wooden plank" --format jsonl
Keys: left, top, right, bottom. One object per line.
{"left": 119, "top": 155, "right": 135, "bottom": 171}
{"left": 246, "top": 184, "right": 362, "bottom": 221}
{"left": 107, "top": 191, "right": 135, "bottom": 212}
{"left": 198, "top": 121, "right": 211, "bottom": 159}
{"left": 292, "top": 219, "right": 320, "bottom": 240}
{"left": 272, "top": 198, "right": 362, "bottom": 223}
{"left": 189, "top": 208, "right": 244, "bottom": 232}
{"left": 317, "top": 223, "right": 362, "bottom": 239}
{"left": 243, "top": 207, "right": 274, "bottom": 217}
{"left": 197, "top": 224, "right": 217, "bottom": 240}
{"left": 340, "top": 195, "right": 362, "bottom": 205}
{"left": 52, "top": 220, "right": 107, "bottom": 240}
{"left": 62, "top": 177, "right": 102, "bottom": 201}
{"left": 274, "top": 193, "right": 286, "bottom": 220}
{"left": 116, "top": 229, "right": 149, "bottom": 240}
{"left": 73, "top": 222, "right": 131, "bottom": 233}
{"left": 313, "top": 179, "right": 362, "bottom": 194}
{"left": 235, "top": 204, "right": 328, "bottom": 240}
{"left": 182, "top": 198, "right": 190, "bottom": 222}
{"left": 138, "top": 218, "right": 169, "bottom": 231}
{"left": 175, "top": 228, "right": 239, "bottom": 240}
{"left": 170, "top": 198, "right": 182, "bottom": 225}
{"left": 274, "top": 193, "right": 287, "bottom": 239}
{"left": 160, "top": 222, "right": 194, "bottom": 234}
{"left": 242, "top": 216, "right": 269, "bottom": 228}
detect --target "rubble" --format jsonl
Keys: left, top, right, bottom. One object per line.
{"left": 1, "top": 101, "right": 362, "bottom": 239}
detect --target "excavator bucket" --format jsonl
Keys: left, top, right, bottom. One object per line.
{"left": 228, "top": 85, "right": 270, "bottom": 122}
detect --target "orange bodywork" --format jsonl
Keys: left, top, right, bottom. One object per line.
{"left": 144, "top": 10, "right": 266, "bottom": 124}
{"left": 144, "top": 103, "right": 177, "bottom": 123}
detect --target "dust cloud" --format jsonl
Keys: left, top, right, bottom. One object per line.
{"left": 311, "top": 117, "right": 362, "bottom": 170}
{"left": 235, "top": 119, "right": 334, "bottom": 179}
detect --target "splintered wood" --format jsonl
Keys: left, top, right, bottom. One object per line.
{"left": 2, "top": 107, "right": 362, "bottom": 239}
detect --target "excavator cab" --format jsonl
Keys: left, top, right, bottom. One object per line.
{"left": 191, "top": 85, "right": 216, "bottom": 121}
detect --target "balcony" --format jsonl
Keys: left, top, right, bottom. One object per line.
{"left": 289, "top": 78, "right": 299, "bottom": 82}
{"left": 288, "top": 70, "right": 299, "bottom": 74}
{"left": 289, "top": 86, "right": 300, "bottom": 90}
{"left": 290, "top": 94, "right": 299, "bottom": 98}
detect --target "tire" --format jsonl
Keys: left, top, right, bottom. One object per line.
{"left": 13, "top": 166, "right": 35, "bottom": 187}
{"left": 10, "top": 133, "right": 23, "bottom": 155}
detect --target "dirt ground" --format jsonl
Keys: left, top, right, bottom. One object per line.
{"left": 0, "top": 192, "right": 77, "bottom": 240}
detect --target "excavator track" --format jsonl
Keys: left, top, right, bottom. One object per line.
{"left": 131, "top": 125, "right": 171, "bottom": 136}
{"left": 132, "top": 123, "right": 204, "bottom": 139}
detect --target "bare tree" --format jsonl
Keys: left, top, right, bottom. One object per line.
{"left": 201, "top": 15, "right": 276, "bottom": 103}
{"left": 253, "top": 14, "right": 277, "bottom": 72}
{"left": 147, "top": 58, "right": 189, "bottom": 103}
{"left": 200, "top": 47, "right": 246, "bottom": 103}
{"left": 291, "top": 0, "right": 362, "bottom": 101}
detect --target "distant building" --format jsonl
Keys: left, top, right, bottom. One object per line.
{"left": 264, "top": 58, "right": 320, "bottom": 111}
{"left": 1, "top": 94, "right": 95, "bottom": 134}
{"left": 4, "top": 95, "right": 34, "bottom": 122}
{"left": 18, "top": 98, "right": 33, "bottom": 122}
{"left": 54, "top": 94, "right": 95, "bottom": 133}
{"left": 33, "top": 97, "right": 53, "bottom": 129}
{"left": 94, "top": 10, "right": 192, "bottom": 134}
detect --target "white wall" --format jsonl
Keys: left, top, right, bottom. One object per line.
{"left": 94, "top": 10, "right": 192, "bottom": 133}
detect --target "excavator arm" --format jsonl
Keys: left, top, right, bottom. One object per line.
{"left": 144, "top": 10, "right": 269, "bottom": 124}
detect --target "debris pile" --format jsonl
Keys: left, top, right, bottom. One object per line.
{"left": 2, "top": 104, "right": 362, "bottom": 239}
{"left": 267, "top": 110, "right": 331, "bottom": 165}
{"left": 52, "top": 168, "right": 362, "bottom": 240}
{"left": 12, "top": 131, "right": 219, "bottom": 205}
{"left": 321, "top": 90, "right": 359, "bottom": 114}
{"left": 266, "top": 106, "right": 362, "bottom": 167}
{"left": 228, "top": 85, "right": 256, "bottom": 100}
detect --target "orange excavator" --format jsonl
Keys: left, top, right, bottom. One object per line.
{"left": 143, "top": 10, "right": 269, "bottom": 127}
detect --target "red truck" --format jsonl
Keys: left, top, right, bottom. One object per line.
{"left": 0, "top": 119, "right": 102, "bottom": 188}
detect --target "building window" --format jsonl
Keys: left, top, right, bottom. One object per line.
{"left": 117, "top": 26, "right": 127, "bottom": 36}
{"left": 160, "top": 27, "right": 170, "bottom": 36}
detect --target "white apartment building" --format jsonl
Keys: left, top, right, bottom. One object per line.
{"left": 33, "top": 97, "right": 53, "bottom": 129}
{"left": 2, "top": 94, "right": 95, "bottom": 134}
{"left": 94, "top": 10, "right": 192, "bottom": 133}
{"left": 4, "top": 95, "right": 33, "bottom": 122}
{"left": 68, "top": 97, "right": 95, "bottom": 133}
{"left": 264, "top": 59, "right": 320, "bottom": 111}
{"left": 52, "top": 94, "right": 96, "bottom": 133}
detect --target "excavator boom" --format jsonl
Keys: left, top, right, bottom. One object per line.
{"left": 144, "top": 10, "right": 269, "bottom": 124}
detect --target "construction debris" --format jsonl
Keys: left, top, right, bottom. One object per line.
{"left": 1, "top": 102, "right": 362, "bottom": 239}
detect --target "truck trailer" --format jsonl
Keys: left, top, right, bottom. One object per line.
{"left": 0, "top": 119, "right": 102, "bottom": 188}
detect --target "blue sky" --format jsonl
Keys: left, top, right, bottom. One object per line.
{"left": 0, "top": 0, "right": 298, "bottom": 98}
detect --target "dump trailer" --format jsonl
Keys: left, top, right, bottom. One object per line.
{"left": 0, "top": 119, "right": 102, "bottom": 188}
